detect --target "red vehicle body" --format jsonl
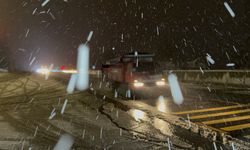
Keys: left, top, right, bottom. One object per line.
{"left": 102, "top": 52, "right": 167, "bottom": 98}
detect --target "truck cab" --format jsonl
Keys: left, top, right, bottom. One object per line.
{"left": 102, "top": 52, "right": 167, "bottom": 98}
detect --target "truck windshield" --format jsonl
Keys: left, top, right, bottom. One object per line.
{"left": 133, "top": 62, "right": 159, "bottom": 74}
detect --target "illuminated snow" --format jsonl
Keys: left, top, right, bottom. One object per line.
{"left": 76, "top": 44, "right": 89, "bottom": 91}
{"left": 168, "top": 73, "right": 184, "bottom": 105}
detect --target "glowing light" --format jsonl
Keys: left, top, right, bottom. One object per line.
{"left": 156, "top": 96, "right": 167, "bottom": 112}
{"left": 156, "top": 80, "right": 166, "bottom": 86}
{"left": 60, "top": 65, "right": 65, "bottom": 70}
{"left": 133, "top": 80, "right": 144, "bottom": 87}
{"left": 36, "top": 68, "right": 49, "bottom": 74}
{"left": 62, "top": 70, "right": 78, "bottom": 74}
{"left": 130, "top": 109, "right": 146, "bottom": 121}
{"left": 36, "top": 67, "right": 77, "bottom": 74}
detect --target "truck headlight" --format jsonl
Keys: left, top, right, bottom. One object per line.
{"left": 156, "top": 80, "right": 166, "bottom": 86}
{"left": 133, "top": 80, "right": 144, "bottom": 87}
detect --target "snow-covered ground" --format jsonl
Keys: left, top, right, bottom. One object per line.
{"left": 0, "top": 73, "right": 185, "bottom": 149}
{"left": 0, "top": 68, "right": 8, "bottom": 72}
{"left": 0, "top": 73, "right": 249, "bottom": 149}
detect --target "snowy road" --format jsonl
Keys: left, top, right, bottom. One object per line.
{"left": 0, "top": 72, "right": 249, "bottom": 149}
{"left": 0, "top": 73, "right": 191, "bottom": 149}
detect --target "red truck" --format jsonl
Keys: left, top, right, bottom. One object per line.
{"left": 102, "top": 52, "right": 167, "bottom": 98}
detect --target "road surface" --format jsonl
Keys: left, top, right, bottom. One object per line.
{"left": 0, "top": 72, "right": 249, "bottom": 149}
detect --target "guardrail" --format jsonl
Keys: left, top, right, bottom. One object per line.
{"left": 91, "top": 69, "right": 250, "bottom": 86}
{"left": 89, "top": 69, "right": 102, "bottom": 78}
{"left": 163, "top": 70, "right": 250, "bottom": 86}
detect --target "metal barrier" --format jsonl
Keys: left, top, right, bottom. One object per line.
{"left": 94, "top": 69, "right": 250, "bottom": 86}
{"left": 163, "top": 70, "right": 250, "bottom": 86}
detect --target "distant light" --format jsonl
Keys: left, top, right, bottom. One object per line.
{"left": 36, "top": 66, "right": 77, "bottom": 74}
{"left": 157, "top": 96, "right": 167, "bottom": 112}
{"left": 133, "top": 80, "right": 144, "bottom": 87}
{"left": 156, "top": 80, "right": 166, "bottom": 86}
{"left": 134, "top": 51, "right": 138, "bottom": 56}
{"left": 60, "top": 65, "right": 65, "bottom": 70}
{"left": 36, "top": 68, "right": 49, "bottom": 74}
{"left": 62, "top": 70, "right": 78, "bottom": 74}
{"left": 226, "top": 63, "right": 235, "bottom": 67}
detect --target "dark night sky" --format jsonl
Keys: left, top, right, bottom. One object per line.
{"left": 0, "top": 0, "right": 250, "bottom": 71}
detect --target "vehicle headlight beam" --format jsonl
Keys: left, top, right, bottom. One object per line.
{"left": 133, "top": 80, "right": 144, "bottom": 87}
{"left": 156, "top": 80, "right": 166, "bottom": 86}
